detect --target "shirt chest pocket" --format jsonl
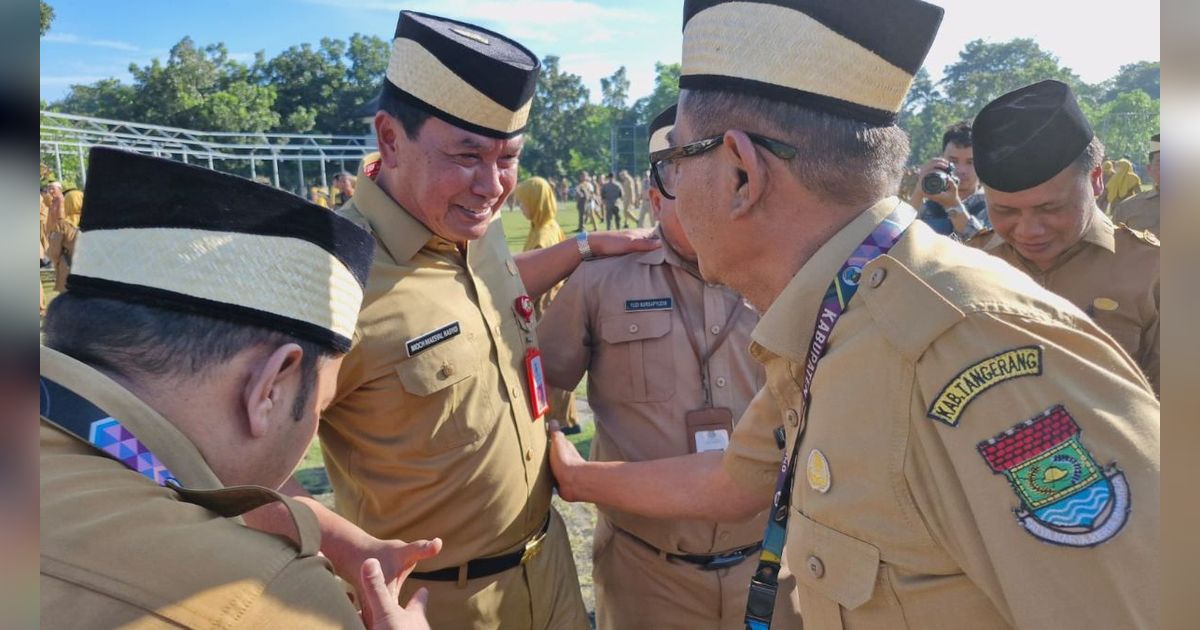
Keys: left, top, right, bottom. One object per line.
{"left": 395, "top": 336, "right": 495, "bottom": 453}
{"left": 598, "top": 311, "right": 675, "bottom": 403}
{"left": 787, "top": 510, "right": 903, "bottom": 630}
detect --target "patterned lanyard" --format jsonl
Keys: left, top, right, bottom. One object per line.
{"left": 744, "top": 205, "right": 916, "bottom": 630}
{"left": 40, "top": 376, "right": 178, "bottom": 487}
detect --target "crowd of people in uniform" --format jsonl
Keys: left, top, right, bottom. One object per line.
{"left": 39, "top": 1, "right": 1160, "bottom": 629}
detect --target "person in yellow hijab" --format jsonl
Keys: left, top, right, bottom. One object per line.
{"left": 1105, "top": 158, "right": 1142, "bottom": 214}
{"left": 514, "top": 177, "right": 581, "bottom": 433}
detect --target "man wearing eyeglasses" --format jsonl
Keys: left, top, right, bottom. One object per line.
{"left": 538, "top": 105, "right": 799, "bottom": 630}
{"left": 551, "top": 1, "right": 1158, "bottom": 628}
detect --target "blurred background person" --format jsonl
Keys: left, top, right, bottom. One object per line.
{"left": 909, "top": 121, "right": 988, "bottom": 240}
{"left": 1112, "top": 133, "right": 1160, "bottom": 239}
{"left": 1104, "top": 157, "right": 1142, "bottom": 213}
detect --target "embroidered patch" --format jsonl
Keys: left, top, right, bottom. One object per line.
{"left": 806, "top": 449, "right": 831, "bottom": 493}
{"left": 405, "top": 321, "right": 462, "bottom": 357}
{"left": 927, "top": 346, "right": 1042, "bottom": 426}
{"left": 625, "top": 297, "right": 673, "bottom": 312}
{"left": 977, "top": 405, "right": 1130, "bottom": 547}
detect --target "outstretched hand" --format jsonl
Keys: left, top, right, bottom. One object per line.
{"left": 359, "top": 557, "right": 431, "bottom": 630}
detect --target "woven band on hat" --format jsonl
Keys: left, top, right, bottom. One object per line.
{"left": 680, "top": 0, "right": 943, "bottom": 125}
{"left": 384, "top": 11, "right": 539, "bottom": 139}
{"left": 69, "top": 147, "right": 375, "bottom": 353}
{"left": 649, "top": 104, "right": 677, "bottom": 153}
{"left": 972, "top": 80, "right": 1095, "bottom": 193}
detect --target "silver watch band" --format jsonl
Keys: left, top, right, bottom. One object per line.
{"left": 576, "top": 231, "right": 594, "bottom": 260}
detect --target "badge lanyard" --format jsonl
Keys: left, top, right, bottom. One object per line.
{"left": 662, "top": 268, "right": 744, "bottom": 408}
{"left": 744, "top": 205, "right": 916, "bottom": 630}
{"left": 40, "top": 376, "right": 179, "bottom": 487}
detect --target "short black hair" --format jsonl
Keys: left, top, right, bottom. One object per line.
{"left": 942, "top": 121, "right": 973, "bottom": 151}
{"left": 378, "top": 88, "right": 433, "bottom": 141}
{"left": 1072, "top": 136, "right": 1106, "bottom": 174}
{"left": 43, "top": 294, "right": 334, "bottom": 421}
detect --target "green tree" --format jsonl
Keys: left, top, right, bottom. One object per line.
{"left": 940, "top": 39, "right": 1084, "bottom": 116}
{"left": 263, "top": 39, "right": 350, "bottom": 133}
{"left": 520, "top": 55, "right": 607, "bottom": 179}
{"left": 1102, "top": 61, "right": 1160, "bottom": 101}
{"left": 40, "top": 1, "right": 54, "bottom": 36}
{"left": 631, "top": 62, "right": 681, "bottom": 125}
{"left": 54, "top": 78, "right": 137, "bottom": 121}
{"left": 1092, "top": 90, "right": 1160, "bottom": 164}
{"left": 600, "top": 66, "right": 630, "bottom": 111}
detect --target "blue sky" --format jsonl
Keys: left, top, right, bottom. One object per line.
{"left": 40, "top": 0, "right": 1160, "bottom": 106}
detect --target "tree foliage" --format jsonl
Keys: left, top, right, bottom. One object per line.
{"left": 40, "top": 1, "right": 54, "bottom": 36}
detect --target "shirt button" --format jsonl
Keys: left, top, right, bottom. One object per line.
{"left": 525, "top": 448, "right": 533, "bottom": 461}
{"left": 710, "top": 325, "right": 721, "bottom": 335}
{"left": 807, "top": 555, "right": 825, "bottom": 579}
{"left": 715, "top": 377, "right": 727, "bottom": 388}
{"left": 440, "top": 364, "right": 455, "bottom": 378}
{"left": 786, "top": 409, "right": 800, "bottom": 427}
{"left": 494, "top": 324, "right": 502, "bottom": 334}
{"left": 629, "top": 324, "right": 639, "bottom": 334}
{"left": 511, "top": 385, "right": 521, "bottom": 398}
{"left": 868, "top": 268, "right": 887, "bottom": 288}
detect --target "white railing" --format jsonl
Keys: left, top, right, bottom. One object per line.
{"left": 40, "top": 111, "right": 378, "bottom": 190}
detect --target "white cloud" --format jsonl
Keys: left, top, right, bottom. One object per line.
{"left": 42, "top": 32, "right": 139, "bottom": 52}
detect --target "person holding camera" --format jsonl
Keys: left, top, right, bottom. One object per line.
{"left": 909, "top": 121, "right": 989, "bottom": 240}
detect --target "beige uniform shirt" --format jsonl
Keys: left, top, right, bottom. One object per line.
{"left": 540, "top": 238, "right": 767, "bottom": 554}
{"left": 45, "top": 219, "right": 77, "bottom": 292}
{"left": 724, "top": 198, "right": 1159, "bottom": 630}
{"left": 973, "top": 211, "right": 1160, "bottom": 392}
{"left": 1112, "top": 188, "right": 1160, "bottom": 239}
{"left": 63, "top": 189, "right": 84, "bottom": 226}
{"left": 327, "top": 174, "right": 551, "bottom": 568}
{"left": 40, "top": 347, "right": 360, "bottom": 629}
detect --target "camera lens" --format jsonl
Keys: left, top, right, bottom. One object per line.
{"left": 922, "top": 171, "right": 949, "bottom": 195}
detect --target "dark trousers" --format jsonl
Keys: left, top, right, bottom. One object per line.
{"left": 605, "top": 204, "right": 624, "bottom": 230}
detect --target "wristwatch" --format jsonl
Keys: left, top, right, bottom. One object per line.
{"left": 576, "top": 231, "right": 594, "bottom": 260}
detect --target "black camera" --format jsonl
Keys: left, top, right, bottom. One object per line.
{"left": 921, "top": 163, "right": 959, "bottom": 196}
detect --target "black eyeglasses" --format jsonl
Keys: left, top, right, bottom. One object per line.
{"left": 649, "top": 132, "right": 798, "bottom": 200}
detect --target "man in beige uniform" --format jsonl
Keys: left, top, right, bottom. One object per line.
{"left": 540, "top": 105, "right": 798, "bottom": 630}
{"left": 619, "top": 168, "right": 641, "bottom": 227}
{"left": 40, "top": 148, "right": 431, "bottom": 629}
{"left": 550, "top": 2, "right": 1159, "bottom": 629}
{"left": 318, "top": 11, "right": 656, "bottom": 629}
{"left": 1112, "top": 133, "right": 1161, "bottom": 238}
{"left": 968, "top": 82, "right": 1160, "bottom": 393}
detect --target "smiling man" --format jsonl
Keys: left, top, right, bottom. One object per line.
{"left": 313, "top": 11, "right": 655, "bottom": 629}
{"left": 969, "top": 81, "right": 1160, "bottom": 394}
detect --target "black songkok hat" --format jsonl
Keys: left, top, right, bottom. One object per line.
{"left": 382, "top": 11, "right": 540, "bottom": 139}
{"left": 68, "top": 148, "right": 375, "bottom": 353}
{"left": 649, "top": 104, "right": 677, "bottom": 153}
{"left": 973, "top": 80, "right": 1095, "bottom": 193}
{"left": 680, "top": 0, "right": 944, "bottom": 126}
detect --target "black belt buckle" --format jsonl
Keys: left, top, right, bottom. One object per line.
{"left": 701, "top": 550, "right": 748, "bottom": 571}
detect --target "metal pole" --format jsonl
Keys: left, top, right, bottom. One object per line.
{"left": 250, "top": 157, "right": 256, "bottom": 180}
{"left": 182, "top": 148, "right": 189, "bottom": 164}
{"left": 319, "top": 159, "right": 327, "bottom": 189}
{"left": 207, "top": 154, "right": 214, "bottom": 170}
{"left": 77, "top": 144, "right": 86, "bottom": 187}
{"left": 297, "top": 159, "right": 304, "bottom": 196}
{"left": 54, "top": 145, "right": 62, "bottom": 182}
{"left": 272, "top": 156, "right": 280, "bottom": 188}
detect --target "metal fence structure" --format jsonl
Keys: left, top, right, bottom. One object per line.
{"left": 39, "top": 111, "right": 378, "bottom": 193}
{"left": 610, "top": 123, "right": 648, "bottom": 177}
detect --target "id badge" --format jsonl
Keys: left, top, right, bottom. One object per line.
{"left": 685, "top": 407, "right": 734, "bottom": 454}
{"left": 525, "top": 348, "right": 550, "bottom": 420}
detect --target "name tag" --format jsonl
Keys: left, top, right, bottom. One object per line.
{"left": 405, "top": 322, "right": 461, "bottom": 357}
{"left": 625, "top": 297, "right": 673, "bottom": 312}
{"left": 695, "top": 429, "right": 730, "bottom": 453}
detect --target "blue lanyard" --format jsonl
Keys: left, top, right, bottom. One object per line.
{"left": 744, "top": 205, "right": 916, "bottom": 629}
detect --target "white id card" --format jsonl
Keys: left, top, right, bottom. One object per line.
{"left": 694, "top": 429, "right": 730, "bottom": 453}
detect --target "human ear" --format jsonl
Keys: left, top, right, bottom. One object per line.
{"left": 722, "top": 130, "right": 767, "bottom": 220}
{"left": 242, "top": 344, "right": 304, "bottom": 438}
{"left": 374, "top": 112, "right": 402, "bottom": 169}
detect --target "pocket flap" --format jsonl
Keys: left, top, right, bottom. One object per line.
{"left": 395, "top": 337, "right": 478, "bottom": 396}
{"left": 789, "top": 510, "right": 881, "bottom": 610}
{"left": 599, "top": 311, "right": 672, "bottom": 344}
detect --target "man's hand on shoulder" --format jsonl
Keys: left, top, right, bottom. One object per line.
{"left": 587, "top": 228, "right": 661, "bottom": 258}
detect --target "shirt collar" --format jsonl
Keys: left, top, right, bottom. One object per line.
{"left": 752, "top": 196, "right": 901, "bottom": 364}
{"left": 40, "top": 346, "right": 225, "bottom": 490}
{"left": 1080, "top": 208, "right": 1116, "bottom": 253}
{"left": 353, "top": 173, "right": 436, "bottom": 263}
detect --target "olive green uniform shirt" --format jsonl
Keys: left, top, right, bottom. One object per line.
{"left": 723, "top": 198, "right": 1159, "bottom": 630}
{"left": 40, "top": 347, "right": 360, "bottom": 629}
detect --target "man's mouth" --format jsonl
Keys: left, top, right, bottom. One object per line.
{"left": 455, "top": 204, "right": 491, "bottom": 218}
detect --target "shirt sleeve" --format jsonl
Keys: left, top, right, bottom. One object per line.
{"left": 536, "top": 266, "right": 594, "bottom": 391}
{"left": 239, "top": 555, "right": 364, "bottom": 629}
{"left": 722, "top": 384, "right": 785, "bottom": 497}
{"left": 906, "top": 310, "right": 1159, "bottom": 630}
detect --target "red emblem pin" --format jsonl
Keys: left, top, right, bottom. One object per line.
{"left": 515, "top": 295, "right": 535, "bottom": 323}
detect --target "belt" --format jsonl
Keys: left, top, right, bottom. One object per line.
{"left": 618, "top": 527, "right": 762, "bottom": 571}
{"left": 410, "top": 515, "right": 550, "bottom": 582}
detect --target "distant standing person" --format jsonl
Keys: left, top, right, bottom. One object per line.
{"left": 331, "top": 172, "right": 356, "bottom": 208}
{"left": 909, "top": 121, "right": 989, "bottom": 240}
{"left": 1104, "top": 158, "right": 1141, "bottom": 213}
{"left": 601, "top": 173, "right": 624, "bottom": 230}
{"left": 618, "top": 169, "right": 640, "bottom": 227}
{"left": 1112, "top": 133, "right": 1160, "bottom": 239}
